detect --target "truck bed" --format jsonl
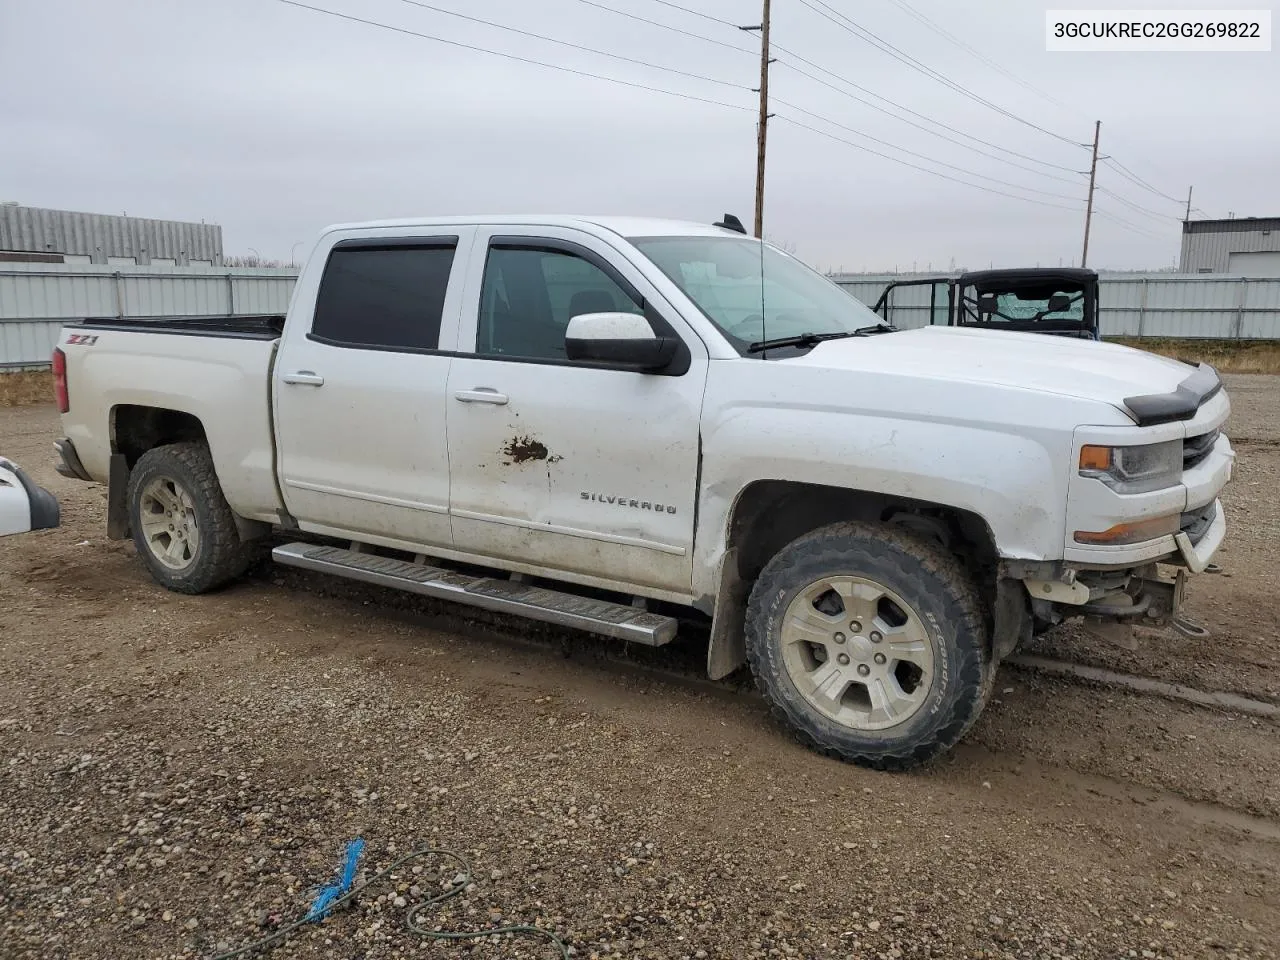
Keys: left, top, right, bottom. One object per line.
{"left": 74, "top": 314, "right": 285, "bottom": 339}
{"left": 56, "top": 320, "right": 285, "bottom": 524}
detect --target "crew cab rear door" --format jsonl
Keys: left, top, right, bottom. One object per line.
{"left": 273, "top": 228, "right": 474, "bottom": 549}
{"left": 444, "top": 226, "right": 708, "bottom": 599}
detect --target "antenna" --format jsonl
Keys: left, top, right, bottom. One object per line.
{"left": 757, "top": 222, "right": 767, "bottom": 354}
{"left": 714, "top": 213, "right": 747, "bottom": 234}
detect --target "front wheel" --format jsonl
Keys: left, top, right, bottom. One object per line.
{"left": 746, "top": 521, "right": 991, "bottom": 770}
{"left": 127, "top": 442, "right": 252, "bottom": 594}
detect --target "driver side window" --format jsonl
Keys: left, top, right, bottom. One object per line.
{"left": 477, "top": 245, "right": 643, "bottom": 362}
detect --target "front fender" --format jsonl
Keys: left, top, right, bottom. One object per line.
{"left": 691, "top": 392, "right": 1097, "bottom": 601}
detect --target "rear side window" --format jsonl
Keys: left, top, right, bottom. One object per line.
{"left": 311, "top": 241, "right": 457, "bottom": 351}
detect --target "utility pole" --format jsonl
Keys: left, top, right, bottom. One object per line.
{"left": 1081, "top": 120, "right": 1100, "bottom": 268}
{"left": 1184, "top": 185, "right": 1194, "bottom": 222}
{"left": 741, "top": 0, "right": 773, "bottom": 238}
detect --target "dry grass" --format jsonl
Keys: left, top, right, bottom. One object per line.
{"left": 1111, "top": 338, "right": 1280, "bottom": 374}
{"left": 0, "top": 370, "right": 54, "bottom": 407}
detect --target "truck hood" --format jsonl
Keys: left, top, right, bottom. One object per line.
{"left": 792, "top": 326, "right": 1193, "bottom": 415}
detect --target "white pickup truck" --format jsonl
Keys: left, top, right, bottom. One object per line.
{"left": 51, "top": 215, "right": 1234, "bottom": 768}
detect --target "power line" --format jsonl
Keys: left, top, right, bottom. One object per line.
{"left": 571, "top": 0, "right": 756, "bottom": 56}
{"left": 794, "top": 0, "right": 1086, "bottom": 149}
{"left": 389, "top": 0, "right": 747, "bottom": 90}
{"left": 642, "top": 0, "right": 739, "bottom": 29}
{"left": 591, "top": 0, "right": 1088, "bottom": 181}
{"left": 272, "top": 0, "right": 754, "bottom": 112}
{"left": 591, "top": 0, "right": 1104, "bottom": 202}
{"left": 883, "top": 0, "right": 1074, "bottom": 113}
{"left": 275, "top": 0, "right": 1175, "bottom": 243}
{"left": 772, "top": 47, "right": 1085, "bottom": 173}
{"left": 774, "top": 114, "right": 1083, "bottom": 212}
{"left": 1100, "top": 157, "right": 1184, "bottom": 204}
{"left": 1093, "top": 208, "right": 1168, "bottom": 240}
{"left": 774, "top": 57, "right": 1086, "bottom": 184}
{"left": 798, "top": 1, "right": 1187, "bottom": 221}
{"left": 773, "top": 97, "right": 1084, "bottom": 202}
{"left": 1096, "top": 186, "right": 1182, "bottom": 222}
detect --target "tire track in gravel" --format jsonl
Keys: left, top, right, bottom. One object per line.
{"left": 8, "top": 534, "right": 1279, "bottom": 833}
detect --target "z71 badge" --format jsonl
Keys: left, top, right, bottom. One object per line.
{"left": 65, "top": 333, "right": 98, "bottom": 345}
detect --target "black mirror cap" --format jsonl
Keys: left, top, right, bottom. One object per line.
{"left": 564, "top": 335, "right": 679, "bottom": 371}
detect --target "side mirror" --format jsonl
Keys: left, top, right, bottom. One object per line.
{"left": 1046, "top": 293, "right": 1072, "bottom": 313}
{"left": 977, "top": 293, "right": 999, "bottom": 315}
{"left": 564, "top": 312, "right": 677, "bottom": 371}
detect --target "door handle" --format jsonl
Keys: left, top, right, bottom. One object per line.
{"left": 454, "top": 388, "right": 509, "bottom": 405}
{"left": 282, "top": 371, "right": 325, "bottom": 386}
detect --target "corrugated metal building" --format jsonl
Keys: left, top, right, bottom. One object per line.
{"left": 0, "top": 262, "right": 296, "bottom": 369}
{"left": 0, "top": 203, "right": 222, "bottom": 267}
{"left": 1180, "top": 217, "right": 1280, "bottom": 276}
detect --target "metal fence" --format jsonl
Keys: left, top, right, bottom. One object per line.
{"left": 0, "top": 263, "right": 297, "bottom": 368}
{"left": 3, "top": 267, "right": 1279, "bottom": 369}
{"left": 834, "top": 273, "right": 1280, "bottom": 340}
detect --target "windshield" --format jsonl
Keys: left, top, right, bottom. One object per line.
{"left": 630, "top": 236, "right": 883, "bottom": 352}
{"left": 960, "top": 283, "right": 1089, "bottom": 328}
{"left": 990, "top": 289, "right": 1084, "bottom": 322}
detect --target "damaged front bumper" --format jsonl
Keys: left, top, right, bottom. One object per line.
{"left": 1173, "top": 497, "right": 1225, "bottom": 573}
{"left": 1003, "top": 496, "right": 1226, "bottom": 648}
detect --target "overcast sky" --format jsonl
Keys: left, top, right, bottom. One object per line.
{"left": 2, "top": 0, "right": 1277, "bottom": 270}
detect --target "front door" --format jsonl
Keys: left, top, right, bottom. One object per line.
{"left": 274, "top": 232, "right": 471, "bottom": 549}
{"left": 445, "top": 228, "right": 706, "bottom": 598}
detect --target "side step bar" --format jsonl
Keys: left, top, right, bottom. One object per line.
{"left": 271, "top": 542, "right": 678, "bottom": 647}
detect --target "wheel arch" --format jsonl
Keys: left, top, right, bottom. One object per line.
{"left": 706, "top": 479, "right": 1003, "bottom": 680}
{"left": 106, "top": 405, "right": 269, "bottom": 543}
{"left": 111, "top": 404, "right": 208, "bottom": 467}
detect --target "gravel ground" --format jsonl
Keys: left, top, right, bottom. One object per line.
{"left": 1, "top": 374, "right": 1278, "bottom": 960}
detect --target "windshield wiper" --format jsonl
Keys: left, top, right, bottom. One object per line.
{"left": 746, "top": 325, "right": 894, "bottom": 354}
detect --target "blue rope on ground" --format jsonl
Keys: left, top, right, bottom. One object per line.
{"left": 209, "top": 843, "right": 570, "bottom": 959}
{"left": 304, "top": 838, "right": 364, "bottom": 921}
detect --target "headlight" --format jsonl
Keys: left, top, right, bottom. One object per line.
{"left": 1079, "top": 440, "right": 1181, "bottom": 494}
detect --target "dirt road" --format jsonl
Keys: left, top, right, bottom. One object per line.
{"left": 2, "top": 376, "right": 1277, "bottom": 959}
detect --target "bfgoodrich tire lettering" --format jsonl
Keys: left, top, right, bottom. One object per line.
{"left": 127, "top": 442, "right": 252, "bottom": 594}
{"left": 746, "top": 521, "right": 991, "bottom": 770}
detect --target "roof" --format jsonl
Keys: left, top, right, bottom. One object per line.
{"left": 959, "top": 267, "right": 1097, "bottom": 285}
{"left": 1183, "top": 217, "right": 1280, "bottom": 234}
{"left": 0, "top": 203, "right": 217, "bottom": 228}
{"left": 319, "top": 215, "right": 744, "bottom": 241}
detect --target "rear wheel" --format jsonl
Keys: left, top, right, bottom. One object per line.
{"left": 746, "top": 521, "right": 991, "bottom": 770}
{"left": 127, "top": 442, "right": 252, "bottom": 594}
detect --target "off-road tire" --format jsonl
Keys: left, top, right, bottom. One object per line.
{"left": 746, "top": 521, "right": 991, "bottom": 770}
{"left": 127, "top": 442, "right": 253, "bottom": 594}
